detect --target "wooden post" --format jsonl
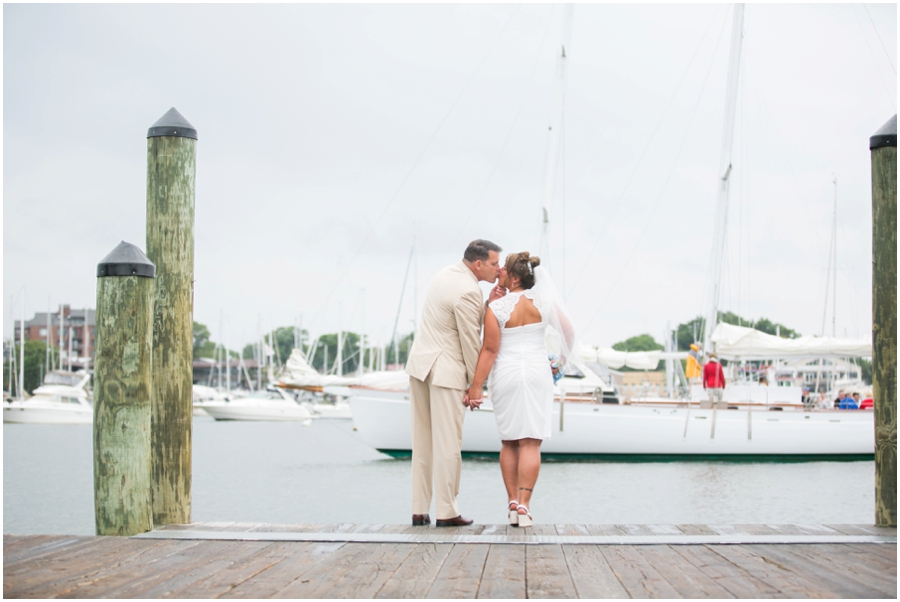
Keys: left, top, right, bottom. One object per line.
{"left": 146, "top": 108, "right": 197, "bottom": 525}
{"left": 94, "top": 241, "right": 156, "bottom": 536}
{"left": 870, "top": 114, "right": 897, "bottom": 527}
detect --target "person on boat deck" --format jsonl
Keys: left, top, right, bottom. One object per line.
{"left": 833, "top": 389, "right": 845, "bottom": 409}
{"left": 685, "top": 344, "right": 703, "bottom": 379}
{"left": 839, "top": 392, "right": 858, "bottom": 410}
{"left": 702, "top": 353, "right": 726, "bottom": 407}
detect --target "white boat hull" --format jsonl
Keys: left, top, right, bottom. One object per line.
{"left": 349, "top": 390, "right": 874, "bottom": 457}
{"left": 202, "top": 403, "right": 312, "bottom": 423}
{"left": 4, "top": 402, "right": 92, "bottom": 424}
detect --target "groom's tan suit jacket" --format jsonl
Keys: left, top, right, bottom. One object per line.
{"left": 405, "top": 260, "right": 485, "bottom": 519}
{"left": 405, "top": 261, "right": 484, "bottom": 390}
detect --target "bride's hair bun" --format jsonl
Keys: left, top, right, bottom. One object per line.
{"left": 506, "top": 251, "right": 538, "bottom": 289}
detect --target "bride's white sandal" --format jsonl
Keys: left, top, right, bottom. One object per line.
{"left": 516, "top": 504, "right": 533, "bottom": 528}
{"left": 508, "top": 501, "right": 519, "bottom": 526}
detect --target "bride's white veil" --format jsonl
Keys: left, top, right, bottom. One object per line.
{"left": 532, "top": 265, "right": 580, "bottom": 372}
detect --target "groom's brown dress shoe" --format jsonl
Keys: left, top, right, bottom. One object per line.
{"left": 435, "top": 515, "right": 474, "bottom": 527}
{"left": 412, "top": 514, "right": 431, "bottom": 526}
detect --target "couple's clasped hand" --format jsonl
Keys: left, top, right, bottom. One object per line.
{"left": 462, "top": 283, "right": 506, "bottom": 411}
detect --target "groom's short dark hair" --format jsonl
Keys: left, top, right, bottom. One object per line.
{"left": 464, "top": 239, "right": 502, "bottom": 262}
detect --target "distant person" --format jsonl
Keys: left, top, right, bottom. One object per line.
{"left": 685, "top": 344, "right": 703, "bottom": 378}
{"left": 833, "top": 390, "right": 845, "bottom": 409}
{"left": 464, "top": 252, "right": 576, "bottom": 528}
{"left": 852, "top": 392, "right": 860, "bottom": 406}
{"left": 405, "top": 239, "right": 504, "bottom": 527}
{"left": 815, "top": 391, "right": 830, "bottom": 410}
{"left": 839, "top": 392, "right": 858, "bottom": 410}
{"left": 702, "top": 352, "right": 726, "bottom": 408}
{"left": 860, "top": 397, "right": 874, "bottom": 409}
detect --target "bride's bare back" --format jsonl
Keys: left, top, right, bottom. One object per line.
{"left": 504, "top": 294, "right": 542, "bottom": 328}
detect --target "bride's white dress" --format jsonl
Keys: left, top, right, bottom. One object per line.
{"left": 487, "top": 290, "right": 554, "bottom": 441}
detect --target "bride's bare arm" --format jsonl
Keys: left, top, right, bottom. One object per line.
{"left": 466, "top": 308, "right": 500, "bottom": 402}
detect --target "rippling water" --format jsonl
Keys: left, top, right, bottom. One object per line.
{"left": 3, "top": 418, "right": 875, "bottom": 535}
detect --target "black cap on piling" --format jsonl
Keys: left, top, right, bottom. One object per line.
{"left": 97, "top": 241, "right": 156, "bottom": 278}
{"left": 870, "top": 115, "right": 897, "bottom": 150}
{"left": 147, "top": 107, "right": 198, "bottom": 140}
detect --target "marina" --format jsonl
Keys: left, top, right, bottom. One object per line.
{"left": 4, "top": 522, "right": 896, "bottom": 598}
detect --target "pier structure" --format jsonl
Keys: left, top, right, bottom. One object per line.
{"left": 871, "top": 114, "right": 897, "bottom": 528}
{"left": 4, "top": 522, "right": 896, "bottom": 598}
{"left": 145, "top": 108, "right": 197, "bottom": 526}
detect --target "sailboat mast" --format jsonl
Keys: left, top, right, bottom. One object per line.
{"left": 19, "top": 294, "right": 25, "bottom": 399}
{"left": 703, "top": 3, "right": 745, "bottom": 355}
{"left": 832, "top": 177, "right": 837, "bottom": 338}
{"left": 538, "top": 4, "right": 574, "bottom": 272}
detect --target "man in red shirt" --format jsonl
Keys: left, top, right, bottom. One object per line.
{"left": 703, "top": 352, "right": 726, "bottom": 408}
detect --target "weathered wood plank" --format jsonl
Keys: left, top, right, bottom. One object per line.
{"left": 839, "top": 542, "right": 899, "bottom": 570}
{"left": 273, "top": 543, "right": 416, "bottom": 598}
{"left": 708, "top": 524, "right": 780, "bottom": 536}
{"left": 751, "top": 543, "right": 895, "bottom": 598}
{"left": 645, "top": 524, "right": 683, "bottom": 535}
{"left": 476, "top": 544, "right": 525, "bottom": 599}
{"left": 374, "top": 543, "right": 453, "bottom": 599}
{"left": 526, "top": 544, "right": 578, "bottom": 598}
{"left": 675, "top": 524, "right": 718, "bottom": 536}
{"left": 555, "top": 524, "right": 590, "bottom": 536}
{"left": 2, "top": 535, "right": 95, "bottom": 567}
{"left": 705, "top": 544, "right": 839, "bottom": 598}
{"left": 526, "top": 523, "right": 558, "bottom": 536}
{"left": 599, "top": 545, "right": 683, "bottom": 598}
{"left": 668, "top": 544, "right": 783, "bottom": 598}
{"left": 635, "top": 545, "right": 736, "bottom": 599}
{"left": 426, "top": 543, "right": 489, "bottom": 599}
{"left": 585, "top": 524, "right": 624, "bottom": 536}
{"left": 220, "top": 542, "right": 345, "bottom": 598}
{"left": 616, "top": 524, "right": 658, "bottom": 536}
{"left": 562, "top": 545, "right": 629, "bottom": 599}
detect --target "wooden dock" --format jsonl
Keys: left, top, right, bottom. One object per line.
{"left": 4, "top": 523, "right": 896, "bottom": 598}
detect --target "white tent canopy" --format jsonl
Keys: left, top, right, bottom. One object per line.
{"left": 710, "top": 322, "right": 871, "bottom": 360}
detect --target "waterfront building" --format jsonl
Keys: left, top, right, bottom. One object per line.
{"left": 15, "top": 305, "right": 95, "bottom": 368}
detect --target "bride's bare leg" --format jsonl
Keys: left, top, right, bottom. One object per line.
{"left": 500, "top": 440, "right": 519, "bottom": 503}
{"left": 516, "top": 438, "right": 542, "bottom": 509}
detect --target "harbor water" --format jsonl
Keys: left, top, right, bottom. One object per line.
{"left": 4, "top": 418, "right": 875, "bottom": 536}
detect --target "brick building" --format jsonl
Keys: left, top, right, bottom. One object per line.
{"left": 15, "top": 305, "right": 95, "bottom": 368}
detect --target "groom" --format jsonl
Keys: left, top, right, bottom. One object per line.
{"left": 405, "top": 239, "right": 504, "bottom": 526}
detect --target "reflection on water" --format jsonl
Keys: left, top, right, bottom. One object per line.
{"left": 4, "top": 419, "right": 874, "bottom": 535}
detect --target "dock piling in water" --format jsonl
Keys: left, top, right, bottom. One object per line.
{"left": 146, "top": 108, "right": 197, "bottom": 526}
{"left": 870, "top": 114, "right": 897, "bottom": 528}
{"left": 93, "top": 241, "right": 156, "bottom": 536}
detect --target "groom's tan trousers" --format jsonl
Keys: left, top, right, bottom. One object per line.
{"left": 410, "top": 371, "right": 467, "bottom": 520}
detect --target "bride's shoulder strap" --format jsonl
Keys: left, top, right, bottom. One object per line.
{"left": 523, "top": 288, "right": 549, "bottom": 319}
{"left": 489, "top": 293, "right": 519, "bottom": 329}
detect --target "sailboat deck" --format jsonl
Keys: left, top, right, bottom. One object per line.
{"left": 5, "top": 522, "right": 895, "bottom": 598}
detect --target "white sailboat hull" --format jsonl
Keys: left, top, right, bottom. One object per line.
{"left": 3, "top": 401, "right": 92, "bottom": 424}
{"left": 202, "top": 401, "right": 312, "bottom": 423}
{"left": 349, "top": 390, "right": 874, "bottom": 457}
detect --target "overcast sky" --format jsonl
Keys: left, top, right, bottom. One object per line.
{"left": 4, "top": 3, "right": 896, "bottom": 353}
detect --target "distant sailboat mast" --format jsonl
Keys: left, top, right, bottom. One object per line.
{"left": 539, "top": 4, "right": 574, "bottom": 274}
{"left": 703, "top": 3, "right": 745, "bottom": 356}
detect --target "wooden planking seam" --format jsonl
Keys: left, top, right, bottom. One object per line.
{"left": 635, "top": 544, "right": 737, "bottom": 599}
{"left": 597, "top": 544, "right": 682, "bottom": 598}
{"left": 219, "top": 541, "right": 347, "bottom": 598}
{"left": 374, "top": 543, "right": 454, "bottom": 599}
{"left": 561, "top": 544, "right": 630, "bottom": 599}
{"left": 667, "top": 544, "right": 782, "bottom": 598}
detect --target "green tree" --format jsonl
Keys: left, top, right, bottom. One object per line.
{"left": 307, "top": 331, "right": 363, "bottom": 374}
{"left": 612, "top": 334, "right": 664, "bottom": 352}
{"left": 3, "top": 340, "right": 53, "bottom": 396}
{"left": 193, "top": 322, "right": 216, "bottom": 358}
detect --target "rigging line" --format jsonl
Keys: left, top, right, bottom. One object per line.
{"left": 305, "top": 5, "right": 521, "bottom": 333}
{"left": 851, "top": 4, "right": 897, "bottom": 111}
{"left": 566, "top": 4, "right": 726, "bottom": 299}
{"left": 579, "top": 9, "right": 730, "bottom": 338}
{"left": 863, "top": 3, "right": 897, "bottom": 74}
{"left": 424, "top": 3, "right": 556, "bottom": 290}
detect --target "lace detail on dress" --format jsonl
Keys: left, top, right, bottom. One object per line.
{"left": 522, "top": 288, "right": 549, "bottom": 318}
{"left": 489, "top": 290, "right": 547, "bottom": 329}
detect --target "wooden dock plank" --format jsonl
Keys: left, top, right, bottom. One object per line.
{"left": 705, "top": 544, "right": 840, "bottom": 598}
{"left": 555, "top": 524, "right": 590, "bottom": 536}
{"left": 425, "top": 543, "right": 489, "bottom": 599}
{"left": 668, "top": 544, "right": 784, "bottom": 598}
{"left": 635, "top": 545, "right": 736, "bottom": 599}
{"left": 598, "top": 545, "right": 683, "bottom": 598}
{"left": 476, "top": 544, "right": 525, "bottom": 599}
{"left": 526, "top": 544, "right": 579, "bottom": 598}
{"left": 708, "top": 524, "right": 781, "bottom": 536}
{"left": 219, "top": 542, "right": 345, "bottom": 598}
{"left": 750, "top": 543, "right": 896, "bottom": 598}
{"left": 562, "top": 544, "right": 629, "bottom": 599}
{"left": 585, "top": 524, "right": 623, "bottom": 536}
{"left": 374, "top": 543, "right": 453, "bottom": 599}
{"left": 273, "top": 542, "right": 417, "bottom": 598}
{"left": 616, "top": 524, "right": 658, "bottom": 536}
{"left": 675, "top": 524, "right": 718, "bottom": 536}
{"left": 2, "top": 535, "right": 94, "bottom": 567}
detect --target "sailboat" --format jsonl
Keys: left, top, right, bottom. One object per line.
{"left": 341, "top": 4, "right": 874, "bottom": 458}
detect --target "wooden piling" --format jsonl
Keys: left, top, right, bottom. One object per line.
{"left": 146, "top": 108, "right": 197, "bottom": 525}
{"left": 870, "top": 114, "right": 897, "bottom": 527}
{"left": 93, "top": 241, "right": 156, "bottom": 536}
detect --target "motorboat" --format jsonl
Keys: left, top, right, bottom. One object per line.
{"left": 3, "top": 371, "right": 93, "bottom": 424}
{"left": 192, "top": 384, "right": 229, "bottom": 417}
{"left": 201, "top": 387, "right": 312, "bottom": 423}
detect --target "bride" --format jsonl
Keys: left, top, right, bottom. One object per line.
{"left": 463, "top": 251, "right": 576, "bottom": 527}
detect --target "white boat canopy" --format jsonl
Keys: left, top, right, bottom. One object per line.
{"left": 279, "top": 349, "right": 358, "bottom": 388}
{"left": 710, "top": 322, "right": 872, "bottom": 360}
